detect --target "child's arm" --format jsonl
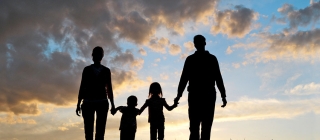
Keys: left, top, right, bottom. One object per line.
{"left": 139, "top": 100, "right": 148, "bottom": 115}
{"left": 163, "top": 99, "right": 178, "bottom": 111}
{"left": 111, "top": 106, "right": 123, "bottom": 115}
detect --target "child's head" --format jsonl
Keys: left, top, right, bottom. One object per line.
{"left": 148, "top": 82, "right": 163, "bottom": 98}
{"left": 127, "top": 95, "right": 138, "bottom": 107}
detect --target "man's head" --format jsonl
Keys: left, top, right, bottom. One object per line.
{"left": 92, "top": 46, "right": 104, "bottom": 63}
{"left": 127, "top": 95, "right": 138, "bottom": 107}
{"left": 193, "top": 35, "right": 206, "bottom": 51}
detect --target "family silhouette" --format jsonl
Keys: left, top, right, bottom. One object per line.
{"left": 76, "top": 35, "right": 227, "bottom": 140}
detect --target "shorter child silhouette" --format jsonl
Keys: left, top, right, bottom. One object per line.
{"left": 112, "top": 95, "right": 140, "bottom": 140}
{"left": 139, "top": 82, "right": 178, "bottom": 140}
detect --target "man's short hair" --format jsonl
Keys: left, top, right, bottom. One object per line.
{"left": 92, "top": 46, "right": 104, "bottom": 57}
{"left": 193, "top": 35, "right": 206, "bottom": 43}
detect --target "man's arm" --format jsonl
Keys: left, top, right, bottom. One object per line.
{"left": 176, "top": 57, "right": 189, "bottom": 102}
{"left": 214, "top": 56, "right": 227, "bottom": 107}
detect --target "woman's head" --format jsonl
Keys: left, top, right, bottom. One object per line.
{"left": 92, "top": 46, "right": 104, "bottom": 63}
{"left": 148, "top": 82, "right": 163, "bottom": 98}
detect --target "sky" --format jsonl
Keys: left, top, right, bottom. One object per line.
{"left": 1, "top": 0, "right": 320, "bottom": 139}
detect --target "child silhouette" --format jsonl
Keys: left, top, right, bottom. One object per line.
{"left": 139, "top": 82, "right": 178, "bottom": 140}
{"left": 112, "top": 95, "right": 140, "bottom": 140}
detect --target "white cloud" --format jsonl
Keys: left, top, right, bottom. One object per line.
{"left": 183, "top": 41, "right": 194, "bottom": 52}
{"left": 215, "top": 97, "right": 320, "bottom": 122}
{"left": 232, "top": 63, "right": 240, "bottom": 68}
{"left": 160, "top": 73, "right": 169, "bottom": 80}
{"left": 285, "top": 82, "right": 320, "bottom": 95}
{"left": 169, "top": 44, "right": 182, "bottom": 55}
{"left": 226, "top": 46, "right": 233, "bottom": 54}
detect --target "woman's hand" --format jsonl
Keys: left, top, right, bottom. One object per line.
{"left": 76, "top": 105, "right": 81, "bottom": 116}
{"left": 110, "top": 106, "right": 116, "bottom": 115}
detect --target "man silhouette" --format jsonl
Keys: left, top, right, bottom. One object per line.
{"left": 174, "top": 35, "right": 227, "bottom": 140}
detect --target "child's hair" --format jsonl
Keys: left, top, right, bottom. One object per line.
{"left": 148, "top": 82, "right": 163, "bottom": 98}
{"left": 127, "top": 95, "right": 138, "bottom": 106}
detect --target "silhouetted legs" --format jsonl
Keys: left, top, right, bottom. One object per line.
{"left": 82, "top": 101, "right": 109, "bottom": 140}
{"left": 150, "top": 121, "right": 164, "bottom": 140}
{"left": 95, "top": 101, "right": 108, "bottom": 140}
{"left": 120, "top": 129, "right": 136, "bottom": 140}
{"left": 188, "top": 93, "right": 216, "bottom": 140}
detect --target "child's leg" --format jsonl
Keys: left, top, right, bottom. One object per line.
{"left": 158, "top": 122, "right": 165, "bottom": 140}
{"left": 150, "top": 122, "right": 157, "bottom": 140}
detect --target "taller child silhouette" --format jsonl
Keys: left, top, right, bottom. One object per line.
{"left": 174, "top": 35, "right": 227, "bottom": 140}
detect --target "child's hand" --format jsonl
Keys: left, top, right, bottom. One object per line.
{"left": 173, "top": 102, "right": 179, "bottom": 108}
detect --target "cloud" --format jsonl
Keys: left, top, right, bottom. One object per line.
{"left": 0, "top": 113, "right": 36, "bottom": 124}
{"left": 111, "top": 69, "right": 149, "bottom": 94}
{"left": 138, "top": 48, "right": 147, "bottom": 56}
{"left": 183, "top": 41, "right": 195, "bottom": 52}
{"left": 231, "top": 28, "right": 320, "bottom": 64}
{"left": 160, "top": 73, "right": 169, "bottom": 80}
{"left": 285, "top": 82, "right": 320, "bottom": 95}
{"left": 169, "top": 44, "right": 182, "bottom": 55}
{"left": 226, "top": 46, "right": 233, "bottom": 54}
{"left": 211, "top": 5, "right": 259, "bottom": 38}
{"left": 232, "top": 63, "right": 240, "bottom": 69}
{"left": 276, "top": 2, "right": 320, "bottom": 32}
{"left": 148, "top": 37, "right": 170, "bottom": 53}
{"left": 215, "top": 97, "right": 320, "bottom": 121}
{"left": 0, "top": 0, "right": 244, "bottom": 116}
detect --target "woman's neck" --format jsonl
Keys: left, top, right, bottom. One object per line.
{"left": 93, "top": 62, "right": 101, "bottom": 66}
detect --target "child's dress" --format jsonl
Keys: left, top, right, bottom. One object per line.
{"left": 140, "top": 97, "right": 175, "bottom": 140}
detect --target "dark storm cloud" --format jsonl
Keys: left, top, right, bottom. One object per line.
{"left": 0, "top": 0, "right": 221, "bottom": 115}
{"left": 276, "top": 2, "right": 320, "bottom": 32}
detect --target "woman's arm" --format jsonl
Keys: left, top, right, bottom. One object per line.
{"left": 76, "top": 67, "right": 87, "bottom": 116}
{"left": 106, "top": 68, "right": 115, "bottom": 111}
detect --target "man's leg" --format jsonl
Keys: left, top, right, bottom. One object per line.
{"left": 200, "top": 97, "right": 216, "bottom": 140}
{"left": 189, "top": 106, "right": 201, "bottom": 140}
{"left": 82, "top": 102, "right": 95, "bottom": 140}
{"left": 95, "top": 101, "right": 109, "bottom": 140}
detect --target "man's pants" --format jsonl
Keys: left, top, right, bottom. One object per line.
{"left": 188, "top": 95, "right": 216, "bottom": 140}
{"left": 81, "top": 100, "right": 109, "bottom": 140}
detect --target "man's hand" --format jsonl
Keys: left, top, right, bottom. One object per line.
{"left": 174, "top": 96, "right": 180, "bottom": 105}
{"left": 221, "top": 98, "right": 227, "bottom": 108}
{"left": 76, "top": 105, "right": 81, "bottom": 116}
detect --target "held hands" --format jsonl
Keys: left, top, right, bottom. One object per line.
{"left": 174, "top": 96, "right": 180, "bottom": 105}
{"left": 221, "top": 97, "right": 227, "bottom": 108}
{"left": 111, "top": 106, "right": 116, "bottom": 115}
{"left": 173, "top": 96, "right": 180, "bottom": 108}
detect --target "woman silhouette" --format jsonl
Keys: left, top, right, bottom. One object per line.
{"left": 76, "top": 46, "right": 116, "bottom": 140}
